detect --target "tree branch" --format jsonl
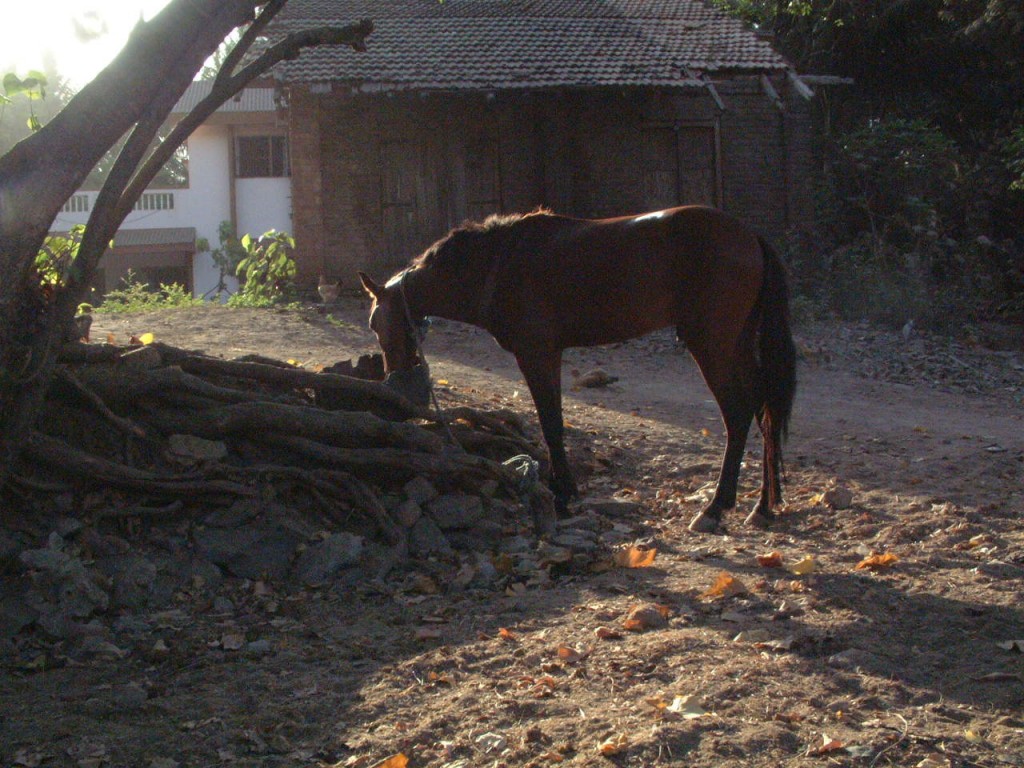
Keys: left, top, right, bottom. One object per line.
{"left": 215, "top": 0, "right": 288, "bottom": 86}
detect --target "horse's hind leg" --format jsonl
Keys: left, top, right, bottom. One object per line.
{"left": 687, "top": 383, "right": 755, "bottom": 533}
{"left": 744, "top": 414, "right": 781, "bottom": 529}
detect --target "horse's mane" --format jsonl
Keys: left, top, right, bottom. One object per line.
{"left": 410, "top": 208, "right": 554, "bottom": 271}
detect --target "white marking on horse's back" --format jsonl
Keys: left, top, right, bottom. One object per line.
{"left": 632, "top": 209, "right": 669, "bottom": 223}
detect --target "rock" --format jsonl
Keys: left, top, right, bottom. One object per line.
{"left": 973, "top": 560, "right": 1023, "bottom": 580}
{"left": 244, "top": 639, "right": 273, "bottom": 656}
{"left": 193, "top": 524, "right": 304, "bottom": 580}
{"left": 447, "top": 519, "right": 505, "bottom": 551}
{"left": 293, "top": 533, "right": 364, "bottom": 586}
{"left": 99, "top": 555, "right": 158, "bottom": 611}
{"left": 0, "top": 595, "right": 38, "bottom": 639}
{"left": 469, "top": 555, "right": 500, "bottom": 588}
{"left": 80, "top": 529, "right": 132, "bottom": 557}
{"left": 475, "top": 732, "right": 508, "bottom": 753}
{"left": 624, "top": 603, "right": 669, "bottom": 631}
{"left": 552, "top": 530, "right": 600, "bottom": 552}
{"left": 822, "top": 486, "right": 855, "bottom": 510}
{"left": 55, "top": 517, "right": 84, "bottom": 538}
{"left": 427, "top": 493, "right": 485, "bottom": 530}
{"left": 0, "top": 529, "right": 26, "bottom": 569}
{"left": 580, "top": 497, "right": 642, "bottom": 517}
{"left": 573, "top": 369, "right": 618, "bottom": 388}
{"left": 20, "top": 547, "right": 110, "bottom": 621}
{"left": 556, "top": 513, "right": 601, "bottom": 531}
{"left": 408, "top": 516, "right": 453, "bottom": 558}
{"left": 499, "top": 535, "right": 534, "bottom": 554}
{"left": 404, "top": 476, "right": 439, "bottom": 505}
{"left": 394, "top": 499, "right": 422, "bottom": 528}
{"left": 211, "top": 596, "right": 235, "bottom": 614}
{"left": 322, "top": 353, "right": 385, "bottom": 381}
{"left": 827, "top": 648, "right": 877, "bottom": 671}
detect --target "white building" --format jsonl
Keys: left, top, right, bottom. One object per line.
{"left": 49, "top": 80, "right": 293, "bottom": 299}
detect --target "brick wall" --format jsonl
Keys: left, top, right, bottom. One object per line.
{"left": 288, "top": 82, "right": 816, "bottom": 287}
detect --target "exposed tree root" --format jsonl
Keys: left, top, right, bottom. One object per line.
{"left": 8, "top": 340, "right": 556, "bottom": 551}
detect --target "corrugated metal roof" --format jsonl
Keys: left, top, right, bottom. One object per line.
{"left": 268, "top": 0, "right": 789, "bottom": 92}
{"left": 171, "top": 82, "right": 280, "bottom": 114}
{"left": 112, "top": 228, "right": 197, "bottom": 249}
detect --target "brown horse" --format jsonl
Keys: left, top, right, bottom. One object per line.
{"left": 359, "top": 205, "right": 796, "bottom": 533}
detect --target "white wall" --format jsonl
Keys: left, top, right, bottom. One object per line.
{"left": 184, "top": 124, "right": 234, "bottom": 298}
{"left": 236, "top": 178, "right": 292, "bottom": 239}
{"left": 50, "top": 121, "right": 294, "bottom": 300}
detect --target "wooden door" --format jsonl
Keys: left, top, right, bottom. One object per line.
{"left": 380, "top": 140, "right": 443, "bottom": 269}
{"left": 641, "top": 125, "right": 718, "bottom": 210}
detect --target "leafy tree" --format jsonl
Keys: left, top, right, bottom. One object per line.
{"left": 0, "top": 63, "right": 72, "bottom": 153}
{"left": 0, "top": 0, "right": 372, "bottom": 485}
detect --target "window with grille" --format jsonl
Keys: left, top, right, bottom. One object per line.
{"left": 236, "top": 135, "right": 290, "bottom": 178}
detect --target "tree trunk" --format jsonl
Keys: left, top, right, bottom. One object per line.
{"left": 0, "top": 0, "right": 372, "bottom": 489}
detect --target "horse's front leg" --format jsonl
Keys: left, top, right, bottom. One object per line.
{"left": 516, "top": 351, "right": 577, "bottom": 515}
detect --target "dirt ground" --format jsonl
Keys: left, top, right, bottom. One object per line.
{"left": 3, "top": 296, "right": 1023, "bottom": 768}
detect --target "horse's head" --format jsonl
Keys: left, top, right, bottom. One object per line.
{"left": 358, "top": 270, "right": 431, "bottom": 405}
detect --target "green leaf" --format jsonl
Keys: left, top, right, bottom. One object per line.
{"left": 27, "top": 114, "right": 41, "bottom": 131}
{"left": 3, "top": 73, "right": 24, "bottom": 96}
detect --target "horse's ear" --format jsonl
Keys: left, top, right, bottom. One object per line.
{"left": 358, "top": 271, "right": 384, "bottom": 299}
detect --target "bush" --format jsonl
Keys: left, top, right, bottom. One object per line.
{"left": 95, "top": 271, "right": 202, "bottom": 314}
{"left": 227, "top": 230, "right": 297, "bottom": 308}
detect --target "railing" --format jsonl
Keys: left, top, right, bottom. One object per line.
{"left": 133, "top": 192, "right": 175, "bottom": 211}
{"left": 62, "top": 194, "right": 91, "bottom": 213}
{"left": 61, "top": 191, "right": 177, "bottom": 214}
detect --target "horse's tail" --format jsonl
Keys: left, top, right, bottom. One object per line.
{"left": 757, "top": 236, "right": 797, "bottom": 506}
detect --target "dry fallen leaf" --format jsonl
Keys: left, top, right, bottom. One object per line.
{"left": 757, "top": 551, "right": 784, "bottom": 568}
{"left": 595, "top": 626, "right": 623, "bottom": 641}
{"left": 701, "top": 572, "right": 748, "bottom": 599}
{"left": 788, "top": 556, "right": 817, "bottom": 575}
{"left": 855, "top": 552, "right": 899, "bottom": 570}
{"left": 369, "top": 753, "right": 408, "bottom": 768}
{"left": 754, "top": 635, "right": 797, "bottom": 652}
{"left": 996, "top": 639, "right": 1024, "bottom": 653}
{"left": 666, "top": 694, "right": 708, "bottom": 719}
{"left": 597, "top": 734, "right": 629, "bottom": 756}
{"left": 613, "top": 546, "right": 657, "bottom": 568}
{"left": 556, "top": 645, "right": 590, "bottom": 663}
{"left": 806, "top": 733, "right": 845, "bottom": 756}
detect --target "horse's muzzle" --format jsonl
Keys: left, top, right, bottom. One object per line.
{"left": 383, "top": 365, "right": 431, "bottom": 407}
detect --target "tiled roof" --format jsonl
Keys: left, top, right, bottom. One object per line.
{"left": 112, "top": 228, "right": 197, "bottom": 249}
{"left": 171, "top": 82, "right": 280, "bottom": 114}
{"left": 269, "top": 0, "right": 789, "bottom": 92}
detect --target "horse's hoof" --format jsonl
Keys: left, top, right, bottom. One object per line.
{"left": 688, "top": 511, "right": 721, "bottom": 534}
{"left": 744, "top": 509, "right": 773, "bottom": 529}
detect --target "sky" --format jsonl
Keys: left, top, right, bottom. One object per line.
{"left": 3, "top": 0, "right": 173, "bottom": 90}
